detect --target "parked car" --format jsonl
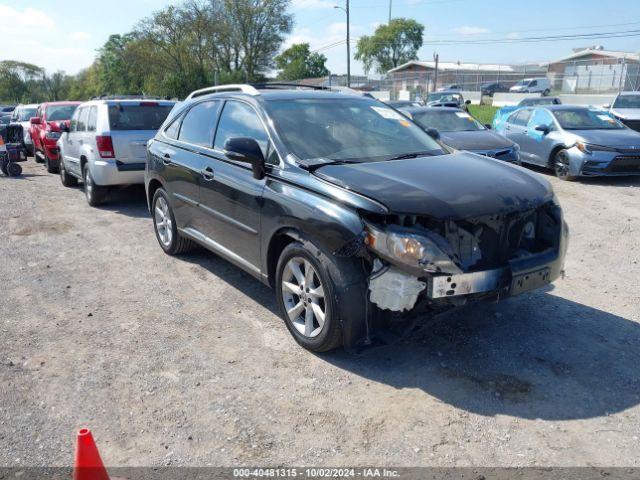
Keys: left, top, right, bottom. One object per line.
{"left": 0, "top": 105, "right": 15, "bottom": 114}
{"left": 492, "top": 96, "right": 562, "bottom": 130}
{"left": 481, "top": 82, "right": 509, "bottom": 97}
{"left": 400, "top": 106, "right": 520, "bottom": 163}
{"left": 58, "top": 98, "right": 175, "bottom": 205}
{"left": 9, "top": 104, "right": 38, "bottom": 156}
{"left": 146, "top": 84, "right": 567, "bottom": 352}
{"left": 606, "top": 91, "right": 640, "bottom": 132}
{"left": 495, "top": 105, "right": 640, "bottom": 179}
{"left": 426, "top": 92, "right": 470, "bottom": 110}
{"left": 29, "top": 102, "right": 81, "bottom": 173}
{"left": 437, "top": 84, "right": 462, "bottom": 92}
{"left": 0, "top": 114, "right": 10, "bottom": 142}
{"left": 509, "top": 78, "right": 551, "bottom": 96}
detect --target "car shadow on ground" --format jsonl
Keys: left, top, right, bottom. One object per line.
{"left": 94, "top": 185, "right": 150, "bottom": 219}
{"left": 325, "top": 292, "right": 640, "bottom": 421}
{"left": 177, "top": 247, "right": 640, "bottom": 421}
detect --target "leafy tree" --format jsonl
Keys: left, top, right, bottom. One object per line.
{"left": 0, "top": 61, "right": 45, "bottom": 103}
{"left": 355, "top": 18, "right": 424, "bottom": 74}
{"left": 275, "top": 43, "right": 328, "bottom": 80}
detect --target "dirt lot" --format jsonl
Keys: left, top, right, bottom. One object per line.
{"left": 1, "top": 159, "right": 639, "bottom": 467}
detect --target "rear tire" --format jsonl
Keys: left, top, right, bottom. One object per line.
{"left": 7, "top": 162, "right": 22, "bottom": 177}
{"left": 83, "top": 166, "right": 107, "bottom": 206}
{"left": 152, "top": 188, "right": 195, "bottom": 255}
{"left": 59, "top": 159, "right": 78, "bottom": 187}
{"left": 542, "top": 89, "right": 551, "bottom": 96}
{"left": 45, "top": 155, "right": 58, "bottom": 174}
{"left": 34, "top": 150, "right": 44, "bottom": 163}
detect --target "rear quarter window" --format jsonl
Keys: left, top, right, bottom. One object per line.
{"left": 108, "top": 104, "right": 173, "bottom": 131}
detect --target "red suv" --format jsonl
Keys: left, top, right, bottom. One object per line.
{"left": 30, "top": 102, "right": 81, "bottom": 173}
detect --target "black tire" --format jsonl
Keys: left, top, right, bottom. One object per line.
{"left": 34, "top": 151, "right": 44, "bottom": 163}
{"left": 45, "top": 155, "right": 59, "bottom": 174}
{"left": 7, "top": 162, "right": 22, "bottom": 177}
{"left": 59, "top": 159, "right": 78, "bottom": 187}
{"left": 152, "top": 188, "right": 195, "bottom": 255}
{"left": 0, "top": 158, "right": 8, "bottom": 176}
{"left": 275, "top": 241, "right": 347, "bottom": 352}
{"left": 553, "top": 149, "right": 577, "bottom": 181}
{"left": 83, "top": 166, "right": 107, "bottom": 206}
{"left": 542, "top": 89, "right": 551, "bottom": 97}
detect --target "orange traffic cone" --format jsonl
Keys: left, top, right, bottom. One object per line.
{"left": 73, "top": 428, "right": 110, "bottom": 480}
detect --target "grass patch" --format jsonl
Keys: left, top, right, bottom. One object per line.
{"left": 468, "top": 105, "right": 499, "bottom": 126}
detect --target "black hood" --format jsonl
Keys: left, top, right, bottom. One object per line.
{"left": 440, "top": 130, "right": 514, "bottom": 151}
{"left": 314, "top": 152, "right": 553, "bottom": 219}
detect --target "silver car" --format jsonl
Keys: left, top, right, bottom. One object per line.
{"left": 497, "top": 105, "right": 640, "bottom": 180}
{"left": 607, "top": 91, "right": 640, "bottom": 133}
{"left": 9, "top": 104, "right": 38, "bottom": 156}
{"left": 58, "top": 99, "right": 175, "bottom": 206}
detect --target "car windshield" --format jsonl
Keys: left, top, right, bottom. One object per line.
{"left": 427, "top": 93, "right": 462, "bottom": 103}
{"left": 519, "top": 98, "right": 560, "bottom": 106}
{"left": 47, "top": 105, "right": 78, "bottom": 121}
{"left": 553, "top": 109, "right": 624, "bottom": 130}
{"left": 613, "top": 95, "right": 640, "bottom": 109}
{"left": 17, "top": 108, "right": 37, "bottom": 122}
{"left": 265, "top": 98, "right": 445, "bottom": 162}
{"left": 0, "top": 116, "right": 10, "bottom": 125}
{"left": 108, "top": 103, "right": 173, "bottom": 131}
{"left": 411, "top": 109, "right": 484, "bottom": 132}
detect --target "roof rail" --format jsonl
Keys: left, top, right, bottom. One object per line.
{"left": 89, "top": 94, "right": 170, "bottom": 101}
{"left": 253, "top": 82, "right": 328, "bottom": 91}
{"left": 186, "top": 84, "right": 260, "bottom": 100}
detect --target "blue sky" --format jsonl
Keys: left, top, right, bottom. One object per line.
{"left": 1, "top": 0, "right": 639, "bottom": 76}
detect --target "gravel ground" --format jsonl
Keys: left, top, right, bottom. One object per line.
{"left": 1, "top": 159, "right": 639, "bottom": 467}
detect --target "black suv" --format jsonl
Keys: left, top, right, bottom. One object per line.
{"left": 146, "top": 85, "right": 568, "bottom": 352}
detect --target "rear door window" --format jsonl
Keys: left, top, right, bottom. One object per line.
{"left": 87, "top": 107, "right": 97, "bottom": 132}
{"left": 513, "top": 109, "right": 532, "bottom": 126}
{"left": 178, "top": 101, "right": 221, "bottom": 146}
{"left": 77, "top": 108, "right": 88, "bottom": 132}
{"left": 108, "top": 103, "right": 173, "bottom": 131}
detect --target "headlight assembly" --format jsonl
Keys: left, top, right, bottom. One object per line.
{"left": 364, "top": 223, "right": 462, "bottom": 275}
{"left": 575, "top": 141, "right": 617, "bottom": 155}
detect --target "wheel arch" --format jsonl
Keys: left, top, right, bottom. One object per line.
{"left": 547, "top": 144, "right": 568, "bottom": 169}
{"left": 265, "top": 228, "right": 303, "bottom": 288}
{"left": 146, "top": 177, "right": 165, "bottom": 212}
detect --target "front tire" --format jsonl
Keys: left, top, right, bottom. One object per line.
{"left": 553, "top": 149, "right": 577, "bottom": 181}
{"left": 275, "top": 242, "right": 343, "bottom": 352}
{"left": 60, "top": 159, "right": 78, "bottom": 187}
{"left": 152, "top": 188, "right": 195, "bottom": 255}
{"left": 83, "top": 166, "right": 107, "bottom": 206}
{"left": 7, "top": 162, "right": 22, "bottom": 177}
{"left": 45, "top": 154, "right": 58, "bottom": 174}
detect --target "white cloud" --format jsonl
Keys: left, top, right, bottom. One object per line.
{"left": 506, "top": 32, "right": 520, "bottom": 39}
{"left": 0, "top": 5, "right": 95, "bottom": 74}
{"left": 453, "top": 26, "right": 490, "bottom": 35}
{"left": 291, "top": 0, "right": 337, "bottom": 9}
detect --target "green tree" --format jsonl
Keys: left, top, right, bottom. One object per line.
{"left": 0, "top": 61, "right": 45, "bottom": 103}
{"left": 275, "top": 43, "right": 328, "bottom": 80}
{"left": 355, "top": 18, "right": 424, "bottom": 74}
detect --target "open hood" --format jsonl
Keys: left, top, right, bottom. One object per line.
{"left": 313, "top": 152, "right": 553, "bottom": 219}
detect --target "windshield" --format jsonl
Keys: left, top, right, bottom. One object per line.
{"left": 47, "top": 105, "right": 78, "bottom": 121}
{"left": 427, "top": 93, "right": 462, "bottom": 103}
{"left": 108, "top": 104, "right": 173, "bottom": 131}
{"left": 514, "top": 80, "right": 528, "bottom": 87}
{"left": 17, "top": 108, "right": 37, "bottom": 122}
{"left": 613, "top": 95, "right": 640, "bottom": 109}
{"left": 520, "top": 97, "right": 560, "bottom": 106}
{"left": 265, "top": 98, "right": 445, "bottom": 162}
{"left": 412, "top": 109, "right": 484, "bottom": 132}
{"left": 553, "top": 109, "right": 624, "bottom": 130}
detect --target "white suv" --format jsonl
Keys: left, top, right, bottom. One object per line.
{"left": 58, "top": 99, "right": 175, "bottom": 206}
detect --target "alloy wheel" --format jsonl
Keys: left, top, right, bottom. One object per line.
{"left": 555, "top": 152, "right": 570, "bottom": 178}
{"left": 84, "top": 169, "right": 93, "bottom": 201}
{"left": 154, "top": 196, "right": 173, "bottom": 247}
{"left": 281, "top": 257, "right": 326, "bottom": 338}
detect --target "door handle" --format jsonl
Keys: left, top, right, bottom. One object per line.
{"left": 201, "top": 166, "right": 215, "bottom": 181}
{"left": 162, "top": 153, "right": 172, "bottom": 165}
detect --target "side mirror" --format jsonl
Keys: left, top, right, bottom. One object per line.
{"left": 465, "top": 99, "right": 471, "bottom": 105}
{"left": 603, "top": 104, "right": 611, "bottom": 109}
{"left": 30, "top": 117, "right": 42, "bottom": 125}
{"left": 535, "top": 124, "right": 550, "bottom": 135}
{"left": 224, "top": 137, "right": 266, "bottom": 180}
{"left": 60, "top": 123, "right": 70, "bottom": 133}
{"left": 426, "top": 128, "right": 441, "bottom": 140}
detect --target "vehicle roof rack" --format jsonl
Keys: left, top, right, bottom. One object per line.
{"left": 89, "top": 94, "right": 171, "bottom": 101}
{"left": 252, "top": 83, "right": 328, "bottom": 91}
{"left": 186, "top": 84, "right": 260, "bottom": 100}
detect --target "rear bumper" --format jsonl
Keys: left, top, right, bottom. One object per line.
{"left": 91, "top": 159, "right": 145, "bottom": 186}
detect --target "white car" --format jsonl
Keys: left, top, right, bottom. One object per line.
{"left": 9, "top": 104, "right": 38, "bottom": 156}
{"left": 509, "top": 77, "right": 551, "bottom": 96}
{"left": 606, "top": 91, "right": 640, "bottom": 133}
{"left": 58, "top": 98, "right": 175, "bottom": 206}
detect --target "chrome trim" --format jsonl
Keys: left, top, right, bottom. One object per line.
{"left": 178, "top": 227, "right": 261, "bottom": 275}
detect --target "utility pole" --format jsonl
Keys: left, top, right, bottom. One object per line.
{"left": 346, "top": 0, "right": 351, "bottom": 88}
{"left": 388, "top": 0, "right": 392, "bottom": 23}
{"left": 433, "top": 52, "right": 439, "bottom": 91}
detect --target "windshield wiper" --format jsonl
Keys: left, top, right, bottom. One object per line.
{"left": 386, "top": 150, "right": 439, "bottom": 161}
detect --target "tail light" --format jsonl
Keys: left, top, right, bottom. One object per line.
{"left": 96, "top": 135, "right": 115, "bottom": 158}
